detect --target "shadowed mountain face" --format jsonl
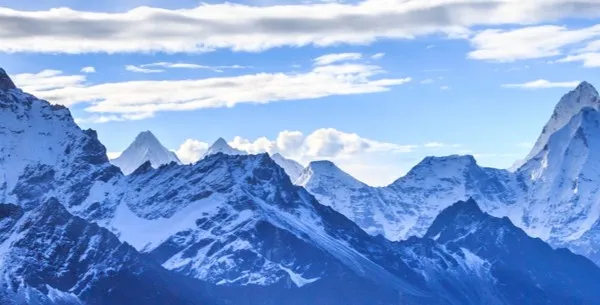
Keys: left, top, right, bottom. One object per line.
{"left": 0, "top": 199, "right": 216, "bottom": 305}
{"left": 3, "top": 68, "right": 600, "bottom": 304}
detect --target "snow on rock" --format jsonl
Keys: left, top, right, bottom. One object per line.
{"left": 111, "top": 131, "right": 181, "bottom": 175}
{"left": 0, "top": 83, "right": 121, "bottom": 219}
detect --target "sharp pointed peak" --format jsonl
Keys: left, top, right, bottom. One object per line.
{"left": 0, "top": 67, "right": 16, "bottom": 90}
{"left": 574, "top": 81, "right": 598, "bottom": 94}
{"left": 135, "top": 130, "right": 158, "bottom": 140}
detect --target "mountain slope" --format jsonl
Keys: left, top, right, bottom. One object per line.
{"left": 271, "top": 153, "right": 304, "bottom": 182}
{"left": 0, "top": 80, "right": 122, "bottom": 222}
{"left": 0, "top": 199, "right": 214, "bottom": 305}
{"left": 111, "top": 131, "right": 181, "bottom": 175}
{"left": 423, "top": 199, "right": 600, "bottom": 304}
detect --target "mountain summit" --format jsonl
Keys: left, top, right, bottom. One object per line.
{"left": 111, "top": 131, "right": 181, "bottom": 175}
{"left": 514, "top": 81, "right": 600, "bottom": 169}
{"left": 0, "top": 68, "right": 16, "bottom": 90}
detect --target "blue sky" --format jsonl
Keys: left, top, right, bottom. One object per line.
{"left": 3, "top": 0, "right": 600, "bottom": 185}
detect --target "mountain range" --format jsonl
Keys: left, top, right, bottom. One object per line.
{"left": 2, "top": 67, "right": 600, "bottom": 304}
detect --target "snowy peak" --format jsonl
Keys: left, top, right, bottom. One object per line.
{"left": 204, "top": 137, "right": 247, "bottom": 157}
{"left": 134, "top": 130, "right": 162, "bottom": 145}
{"left": 394, "top": 155, "right": 478, "bottom": 186}
{"left": 519, "top": 81, "right": 600, "bottom": 168}
{"left": 0, "top": 68, "right": 16, "bottom": 90}
{"left": 111, "top": 130, "right": 181, "bottom": 175}
{"left": 270, "top": 153, "right": 304, "bottom": 182}
{"left": 296, "top": 160, "right": 366, "bottom": 189}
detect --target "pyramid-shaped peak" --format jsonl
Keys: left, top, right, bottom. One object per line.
{"left": 517, "top": 81, "right": 600, "bottom": 167}
{"left": 0, "top": 68, "right": 16, "bottom": 90}
{"left": 134, "top": 130, "right": 160, "bottom": 143}
{"left": 204, "top": 137, "right": 247, "bottom": 157}
{"left": 213, "top": 137, "right": 229, "bottom": 146}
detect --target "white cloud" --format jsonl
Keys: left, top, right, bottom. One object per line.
{"left": 175, "top": 139, "right": 210, "bottom": 164}
{"left": 502, "top": 79, "right": 580, "bottom": 89}
{"left": 141, "top": 62, "right": 252, "bottom": 73}
{"left": 0, "top": 1, "right": 599, "bottom": 54}
{"left": 173, "top": 128, "right": 417, "bottom": 186}
{"left": 125, "top": 65, "right": 164, "bottom": 73}
{"left": 80, "top": 66, "right": 96, "bottom": 73}
{"left": 558, "top": 52, "right": 600, "bottom": 67}
{"left": 176, "top": 128, "right": 415, "bottom": 162}
{"left": 440, "top": 85, "right": 450, "bottom": 90}
{"left": 10, "top": 70, "right": 85, "bottom": 92}
{"left": 314, "top": 53, "right": 363, "bottom": 66}
{"left": 13, "top": 62, "right": 411, "bottom": 122}
{"left": 371, "top": 53, "right": 385, "bottom": 59}
{"left": 468, "top": 24, "right": 600, "bottom": 62}
{"left": 424, "top": 142, "right": 444, "bottom": 148}
{"left": 420, "top": 78, "right": 434, "bottom": 84}
{"left": 230, "top": 128, "right": 416, "bottom": 159}
{"left": 423, "top": 142, "right": 461, "bottom": 149}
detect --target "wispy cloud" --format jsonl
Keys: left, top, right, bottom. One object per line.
{"left": 314, "top": 53, "right": 363, "bottom": 66}
{"left": 557, "top": 52, "right": 600, "bottom": 68}
{"left": 13, "top": 57, "right": 411, "bottom": 122}
{"left": 420, "top": 79, "right": 434, "bottom": 84}
{"left": 468, "top": 24, "right": 600, "bottom": 62}
{"left": 502, "top": 79, "right": 580, "bottom": 89}
{"left": 140, "top": 62, "right": 253, "bottom": 73}
{"left": 371, "top": 53, "right": 385, "bottom": 60}
{"left": 125, "top": 65, "right": 164, "bottom": 73}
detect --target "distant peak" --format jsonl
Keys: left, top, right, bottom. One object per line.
{"left": 408, "top": 155, "right": 477, "bottom": 174}
{"left": 135, "top": 130, "right": 159, "bottom": 142}
{"left": 307, "top": 160, "right": 338, "bottom": 170}
{"left": 0, "top": 68, "right": 16, "bottom": 90}
{"left": 298, "top": 160, "right": 367, "bottom": 188}
{"left": 204, "top": 137, "right": 246, "bottom": 157}
{"left": 209, "top": 137, "right": 232, "bottom": 149}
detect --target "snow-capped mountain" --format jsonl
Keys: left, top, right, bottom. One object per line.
{"left": 515, "top": 81, "right": 600, "bottom": 169}
{"left": 299, "top": 156, "right": 519, "bottom": 241}
{"left": 270, "top": 153, "right": 304, "bottom": 182}
{"left": 4, "top": 67, "right": 600, "bottom": 304}
{"left": 203, "top": 138, "right": 247, "bottom": 157}
{"left": 300, "top": 82, "right": 600, "bottom": 266}
{"left": 111, "top": 131, "right": 181, "bottom": 175}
